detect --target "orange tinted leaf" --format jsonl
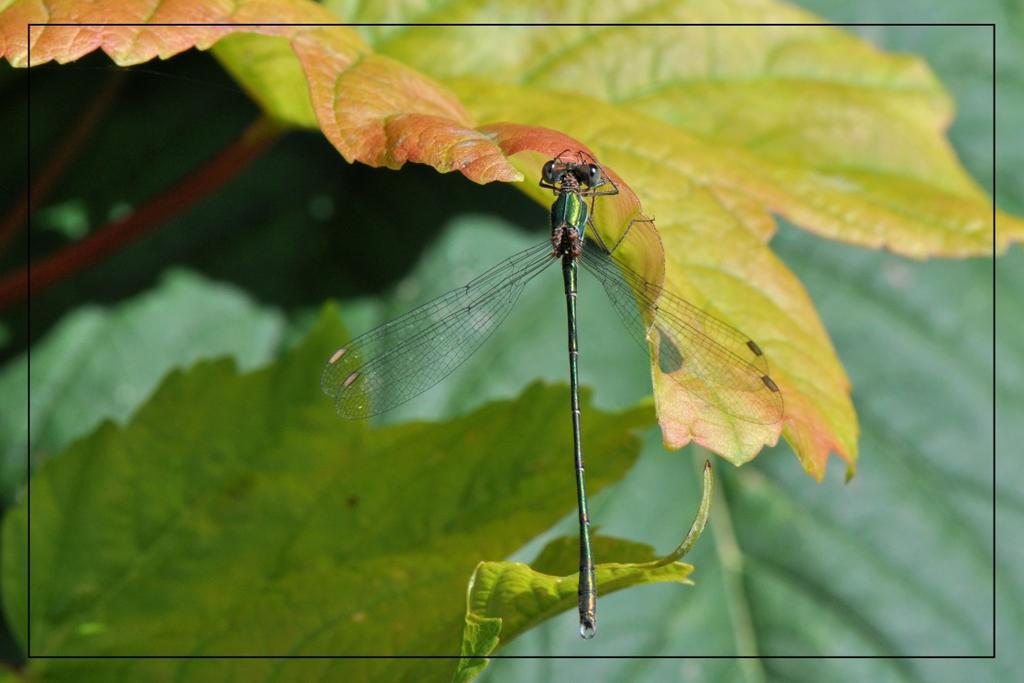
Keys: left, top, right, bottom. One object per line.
{"left": 0, "top": 1, "right": 522, "bottom": 183}
{"left": 291, "top": 40, "right": 508, "bottom": 179}
{"left": 2, "top": 1, "right": 324, "bottom": 66}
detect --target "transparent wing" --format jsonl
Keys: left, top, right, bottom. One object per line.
{"left": 322, "top": 241, "right": 557, "bottom": 418}
{"left": 581, "top": 246, "right": 784, "bottom": 425}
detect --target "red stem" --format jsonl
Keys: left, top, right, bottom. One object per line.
{"left": 0, "top": 117, "right": 281, "bottom": 310}
{"left": 0, "top": 71, "right": 127, "bottom": 254}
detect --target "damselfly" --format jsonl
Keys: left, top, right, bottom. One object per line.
{"left": 322, "top": 151, "right": 784, "bottom": 639}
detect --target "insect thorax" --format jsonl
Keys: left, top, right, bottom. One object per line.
{"left": 550, "top": 190, "right": 588, "bottom": 257}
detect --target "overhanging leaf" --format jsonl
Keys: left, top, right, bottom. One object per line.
{"left": 1, "top": 306, "right": 652, "bottom": 680}
{"left": 5, "top": 1, "right": 1016, "bottom": 478}
{"left": 0, "top": 1, "right": 524, "bottom": 183}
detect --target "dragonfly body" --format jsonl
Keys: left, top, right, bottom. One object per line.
{"left": 541, "top": 155, "right": 617, "bottom": 638}
{"left": 322, "top": 151, "right": 783, "bottom": 640}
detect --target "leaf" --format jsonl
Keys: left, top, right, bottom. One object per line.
{"left": 454, "top": 461, "right": 713, "bottom": 683}
{"left": 0, "top": 1, "right": 523, "bottom": 183}
{"left": 457, "top": 545, "right": 691, "bottom": 683}
{"left": 4, "top": 1, "right": 1016, "bottom": 478}
{"left": 0, "top": 1, "right": 858, "bottom": 478}
{"left": 3, "top": 5, "right": 1012, "bottom": 680}
{"left": 473, "top": 96, "right": 852, "bottom": 477}
{"left": 353, "top": 2, "right": 1021, "bottom": 255}
{"left": 2, "top": 306, "right": 652, "bottom": 680}
{"left": 0, "top": 269, "right": 284, "bottom": 503}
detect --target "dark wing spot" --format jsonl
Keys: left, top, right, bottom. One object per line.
{"left": 657, "top": 329, "right": 684, "bottom": 374}
{"left": 761, "top": 375, "right": 779, "bottom": 392}
{"left": 746, "top": 340, "right": 763, "bottom": 356}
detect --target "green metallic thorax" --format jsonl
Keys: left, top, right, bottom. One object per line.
{"left": 551, "top": 190, "right": 589, "bottom": 239}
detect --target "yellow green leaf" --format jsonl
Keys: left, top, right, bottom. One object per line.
{"left": 355, "top": 2, "right": 1018, "bottom": 256}
{"left": 455, "top": 461, "right": 714, "bottom": 682}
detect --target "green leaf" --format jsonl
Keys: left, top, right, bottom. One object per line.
{"left": 2, "top": 306, "right": 652, "bottom": 680}
{"left": 456, "top": 547, "right": 692, "bottom": 683}
{"left": 0, "top": 269, "right": 284, "bottom": 503}
{"left": 455, "top": 461, "right": 713, "bottom": 682}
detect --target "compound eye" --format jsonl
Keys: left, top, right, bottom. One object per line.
{"left": 588, "top": 163, "right": 601, "bottom": 186}
{"left": 542, "top": 160, "right": 561, "bottom": 183}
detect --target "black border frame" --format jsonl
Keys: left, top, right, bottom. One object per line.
{"left": 22, "top": 20, "right": 999, "bottom": 663}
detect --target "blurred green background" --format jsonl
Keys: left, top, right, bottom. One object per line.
{"left": 0, "top": 1, "right": 1017, "bottom": 681}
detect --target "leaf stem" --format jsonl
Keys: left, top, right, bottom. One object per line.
{"left": 705, "top": 458, "right": 765, "bottom": 682}
{"left": 0, "top": 116, "right": 281, "bottom": 311}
